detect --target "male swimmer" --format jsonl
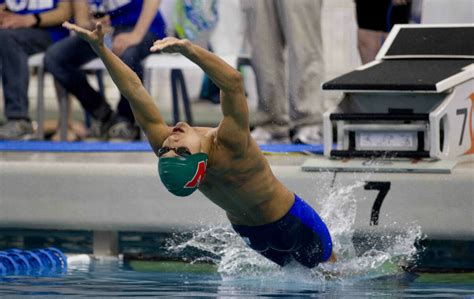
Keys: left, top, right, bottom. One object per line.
{"left": 63, "top": 21, "right": 336, "bottom": 268}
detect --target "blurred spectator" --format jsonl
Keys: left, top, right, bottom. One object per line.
{"left": 355, "top": 0, "right": 412, "bottom": 64}
{"left": 44, "top": 0, "right": 166, "bottom": 141}
{"left": 172, "top": 0, "right": 218, "bottom": 47}
{"left": 172, "top": 0, "right": 221, "bottom": 104}
{"left": 0, "top": 0, "right": 71, "bottom": 140}
{"left": 241, "top": 0, "right": 325, "bottom": 144}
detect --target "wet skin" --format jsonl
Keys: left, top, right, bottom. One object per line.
{"left": 62, "top": 22, "right": 335, "bottom": 261}
{"left": 161, "top": 122, "right": 294, "bottom": 226}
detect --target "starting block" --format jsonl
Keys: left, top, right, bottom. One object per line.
{"left": 319, "top": 24, "right": 474, "bottom": 162}
{"left": 300, "top": 26, "right": 474, "bottom": 268}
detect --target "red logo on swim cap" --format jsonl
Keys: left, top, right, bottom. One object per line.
{"left": 184, "top": 160, "right": 207, "bottom": 188}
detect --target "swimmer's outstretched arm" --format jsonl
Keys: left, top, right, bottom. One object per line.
{"left": 62, "top": 21, "right": 171, "bottom": 153}
{"left": 151, "top": 38, "right": 250, "bottom": 151}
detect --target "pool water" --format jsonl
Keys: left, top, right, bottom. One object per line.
{"left": 1, "top": 180, "right": 473, "bottom": 297}
{"left": 0, "top": 258, "right": 473, "bottom": 297}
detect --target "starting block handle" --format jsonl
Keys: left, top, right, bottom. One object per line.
{"left": 330, "top": 150, "right": 430, "bottom": 159}
{"left": 329, "top": 113, "right": 429, "bottom": 121}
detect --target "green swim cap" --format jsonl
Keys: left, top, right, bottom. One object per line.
{"left": 158, "top": 153, "right": 208, "bottom": 197}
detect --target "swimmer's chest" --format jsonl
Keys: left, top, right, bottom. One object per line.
{"left": 200, "top": 136, "right": 270, "bottom": 199}
{"left": 200, "top": 152, "right": 267, "bottom": 196}
{"left": 199, "top": 170, "right": 261, "bottom": 212}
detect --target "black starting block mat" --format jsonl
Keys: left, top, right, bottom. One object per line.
{"left": 322, "top": 59, "right": 474, "bottom": 91}
{"left": 324, "top": 25, "right": 474, "bottom": 92}
{"left": 382, "top": 27, "right": 474, "bottom": 58}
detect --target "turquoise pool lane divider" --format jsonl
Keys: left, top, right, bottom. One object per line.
{"left": 0, "top": 248, "right": 67, "bottom": 276}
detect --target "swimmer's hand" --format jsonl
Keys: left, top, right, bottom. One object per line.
{"left": 62, "top": 21, "right": 105, "bottom": 49}
{"left": 150, "top": 37, "right": 192, "bottom": 56}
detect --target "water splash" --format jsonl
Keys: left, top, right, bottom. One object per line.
{"left": 319, "top": 178, "right": 365, "bottom": 260}
{"left": 167, "top": 178, "right": 423, "bottom": 283}
{"left": 315, "top": 176, "right": 423, "bottom": 280}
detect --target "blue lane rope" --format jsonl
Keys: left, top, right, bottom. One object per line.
{"left": 0, "top": 141, "right": 326, "bottom": 154}
{"left": 0, "top": 248, "right": 67, "bottom": 276}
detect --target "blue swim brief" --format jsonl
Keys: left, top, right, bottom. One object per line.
{"left": 232, "top": 194, "right": 332, "bottom": 268}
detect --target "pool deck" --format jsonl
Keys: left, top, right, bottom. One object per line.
{"left": 0, "top": 151, "right": 311, "bottom": 232}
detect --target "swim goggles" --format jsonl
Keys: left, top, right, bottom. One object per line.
{"left": 158, "top": 146, "right": 192, "bottom": 158}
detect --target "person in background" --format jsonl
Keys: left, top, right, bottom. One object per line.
{"left": 241, "top": 0, "right": 326, "bottom": 144}
{"left": 44, "top": 0, "right": 166, "bottom": 141}
{"left": 0, "top": 0, "right": 71, "bottom": 140}
{"left": 172, "top": 0, "right": 221, "bottom": 104}
{"left": 355, "top": 0, "right": 412, "bottom": 64}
